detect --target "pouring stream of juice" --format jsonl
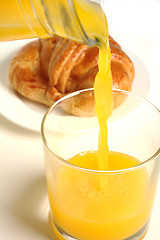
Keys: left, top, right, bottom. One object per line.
{"left": 75, "top": 0, "right": 113, "bottom": 171}
{"left": 94, "top": 38, "right": 113, "bottom": 170}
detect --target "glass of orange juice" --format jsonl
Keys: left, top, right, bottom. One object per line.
{"left": 41, "top": 88, "right": 160, "bottom": 240}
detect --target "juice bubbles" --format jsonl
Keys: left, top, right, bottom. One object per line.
{"left": 47, "top": 151, "right": 152, "bottom": 240}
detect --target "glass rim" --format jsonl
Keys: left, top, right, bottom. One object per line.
{"left": 41, "top": 88, "right": 160, "bottom": 174}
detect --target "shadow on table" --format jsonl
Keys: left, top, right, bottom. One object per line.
{"left": 10, "top": 175, "right": 58, "bottom": 240}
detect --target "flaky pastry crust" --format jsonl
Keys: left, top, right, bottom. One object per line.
{"left": 9, "top": 35, "right": 134, "bottom": 116}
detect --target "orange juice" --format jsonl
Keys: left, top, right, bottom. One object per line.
{"left": 0, "top": 0, "right": 36, "bottom": 41}
{"left": 47, "top": 151, "right": 151, "bottom": 240}
{"left": 94, "top": 39, "right": 112, "bottom": 171}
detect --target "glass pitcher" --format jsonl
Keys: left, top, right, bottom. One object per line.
{"left": 0, "top": 0, "right": 106, "bottom": 45}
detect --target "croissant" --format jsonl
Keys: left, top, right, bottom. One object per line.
{"left": 9, "top": 35, "right": 134, "bottom": 116}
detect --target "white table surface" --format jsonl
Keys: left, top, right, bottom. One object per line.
{"left": 0, "top": 0, "right": 160, "bottom": 239}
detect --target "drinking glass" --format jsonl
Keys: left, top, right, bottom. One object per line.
{"left": 41, "top": 88, "right": 160, "bottom": 240}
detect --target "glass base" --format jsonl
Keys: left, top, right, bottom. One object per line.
{"left": 49, "top": 213, "right": 149, "bottom": 240}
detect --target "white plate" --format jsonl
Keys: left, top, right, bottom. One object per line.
{"left": 0, "top": 39, "right": 48, "bottom": 132}
{"left": 0, "top": 39, "right": 150, "bottom": 132}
